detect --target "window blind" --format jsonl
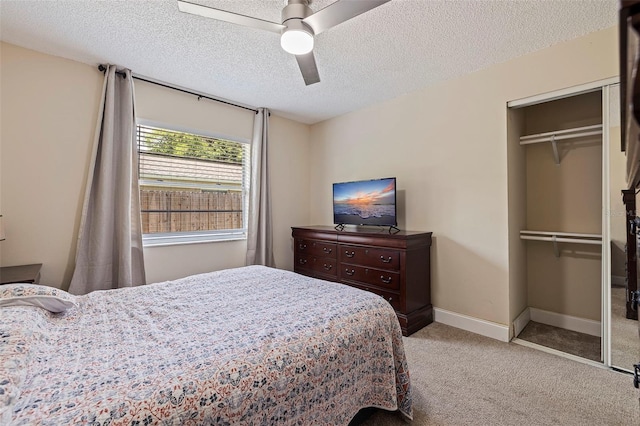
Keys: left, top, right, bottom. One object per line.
{"left": 136, "top": 124, "right": 250, "bottom": 239}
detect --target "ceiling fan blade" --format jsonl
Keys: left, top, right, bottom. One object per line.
{"left": 302, "top": 0, "right": 391, "bottom": 35}
{"left": 295, "top": 52, "right": 320, "bottom": 86}
{"left": 177, "top": 0, "right": 285, "bottom": 34}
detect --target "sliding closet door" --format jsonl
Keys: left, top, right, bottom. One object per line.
{"left": 607, "top": 83, "right": 640, "bottom": 372}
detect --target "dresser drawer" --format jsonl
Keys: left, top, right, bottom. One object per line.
{"left": 295, "top": 238, "right": 337, "bottom": 259}
{"left": 295, "top": 253, "right": 338, "bottom": 279}
{"left": 349, "top": 283, "right": 400, "bottom": 311}
{"left": 340, "top": 264, "right": 400, "bottom": 291}
{"left": 339, "top": 245, "right": 400, "bottom": 270}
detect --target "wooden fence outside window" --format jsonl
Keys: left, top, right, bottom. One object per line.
{"left": 140, "top": 189, "right": 243, "bottom": 234}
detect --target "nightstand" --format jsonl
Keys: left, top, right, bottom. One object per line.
{"left": 0, "top": 264, "right": 43, "bottom": 285}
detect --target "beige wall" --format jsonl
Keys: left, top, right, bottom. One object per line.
{"left": 523, "top": 137, "right": 603, "bottom": 321}
{"left": 526, "top": 242, "right": 602, "bottom": 320}
{"left": 524, "top": 92, "right": 602, "bottom": 235}
{"left": 134, "top": 80, "right": 254, "bottom": 141}
{"left": 1, "top": 42, "right": 103, "bottom": 286}
{"left": 522, "top": 92, "right": 602, "bottom": 321}
{"left": 507, "top": 108, "right": 527, "bottom": 333}
{"left": 308, "top": 26, "right": 618, "bottom": 326}
{"left": 0, "top": 42, "right": 311, "bottom": 287}
{"left": 269, "top": 114, "right": 311, "bottom": 272}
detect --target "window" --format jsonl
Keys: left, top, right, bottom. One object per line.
{"left": 137, "top": 123, "right": 250, "bottom": 246}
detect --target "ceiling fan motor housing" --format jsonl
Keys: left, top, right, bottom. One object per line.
{"left": 282, "top": 0, "right": 313, "bottom": 27}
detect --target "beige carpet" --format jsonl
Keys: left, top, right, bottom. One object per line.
{"left": 355, "top": 322, "right": 640, "bottom": 426}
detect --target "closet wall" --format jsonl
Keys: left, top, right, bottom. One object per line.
{"left": 524, "top": 92, "right": 603, "bottom": 322}
{"left": 512, "top": 90, "right": 604, "bottom": 331}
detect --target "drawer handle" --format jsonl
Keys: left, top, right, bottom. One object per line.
{"left": 299, "top": 243, "right": 307, "bottom": 250}
{"left": 380, "top": 275, "right": 392, "bottom": 284}
{"left": 323, "top": 264, "right": 333, "bottom": 271}
{"left": 345, "top": 251, "right": 355, "bottom": 258}
{"left": 323, "top": 247, "right": 333, "bottom": 254}
{"left": 298, "top": 258, "right": 307, "bottom": 265}
{"left": 345, "top": 268, "right": 355, "bottom": 276}
{"left": 380, "top": 255, "right": 392, "bottom": 263}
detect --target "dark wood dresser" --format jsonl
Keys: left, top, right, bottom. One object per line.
{"left": 292, "top": 226, "right": 433, "bottom": 336}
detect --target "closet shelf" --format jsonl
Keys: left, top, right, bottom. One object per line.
{"left": 519, "top": 124, "right": 603, "bottom": 165}
{"left": 520, "top": 230, "right": 602, "bottom": 257}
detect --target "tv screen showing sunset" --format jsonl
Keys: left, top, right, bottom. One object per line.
{"left": 333, "top": 178, "right": 396, "bottom": 226}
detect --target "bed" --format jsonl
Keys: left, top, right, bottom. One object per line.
{"left": 0, "top": 265, "right": 412, "bottom": 425}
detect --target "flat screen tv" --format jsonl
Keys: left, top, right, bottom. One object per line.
{"left": 333, "top": 177, "right": 397, "bottom": 227}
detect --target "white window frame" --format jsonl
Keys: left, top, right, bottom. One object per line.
{"left": 137, "top": 119, "right": 251, "bottom": 247}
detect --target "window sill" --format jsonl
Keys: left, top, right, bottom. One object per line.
{"left": 142, "top": 231, "right": 247, "bottom": 247}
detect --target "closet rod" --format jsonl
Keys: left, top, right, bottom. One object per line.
{"left": 520, "top": 230, "right": 601, "bottom": 239}
{"left": 520, "top": 131, "right": 602, "bottom": 145}
{"left": 520, "top": 124, "right": 602, "bottom": 141}
{"left": 520, "top": 235, "right": 602, "bottom": 245}
{"left": 97, "top": 64, "right": 258, "bottom": 114}
{"left": 519, "top": 124, "right": 602, "bottom": 146}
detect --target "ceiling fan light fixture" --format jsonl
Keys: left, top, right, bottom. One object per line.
{"left": 178, "top": 0, "right": 391, "bottom": 85}
{"left": 280, "top": 20, "right": 314, "bottom": 55}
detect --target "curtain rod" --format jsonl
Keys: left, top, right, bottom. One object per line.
{"left": 97, "top": 64, "right": 258, "bottom": 114}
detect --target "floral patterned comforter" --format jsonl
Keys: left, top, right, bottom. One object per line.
{"left": 1, "top": 265, "right": 412, "bottom": 425}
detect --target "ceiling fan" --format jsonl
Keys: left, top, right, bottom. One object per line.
{"left": 177, "top": 0, "right": 391, "bottom": 86}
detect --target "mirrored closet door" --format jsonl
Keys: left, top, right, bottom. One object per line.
{"left": 609, "top": 83, "right": 640, "bottom": 372}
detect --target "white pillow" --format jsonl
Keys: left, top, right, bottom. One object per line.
{"left": 0, "top": 283, "right": 76, "bottom": 313}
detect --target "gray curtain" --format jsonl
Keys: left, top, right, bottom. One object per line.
{"left": 246, "top": 108, "right": 275, "bottom": 267}
{"left": 69, "top": 65, "right": 146, "bottom": 294}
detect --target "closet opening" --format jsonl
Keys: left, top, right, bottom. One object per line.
{"left": 508, "top": 89, "right": 605, "bottom": 363}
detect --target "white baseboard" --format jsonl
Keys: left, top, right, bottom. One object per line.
{"left": 611, "top": 275, "right": 625, "bottom": 287}
{"left": 529, "top": 307, "right": 601, "bottom": 337}
{"left": 512, "top": 307, "right": 531, "bottom": 338}
{"left": 434, "top": 307, "right": 510, "bottom": 342}
{"left": 434, "top": 307, "right": 601, "bottom": 342}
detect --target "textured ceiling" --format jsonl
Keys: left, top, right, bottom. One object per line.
{"left": 0, "top": 0, "right": 618, "bottom": 124}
